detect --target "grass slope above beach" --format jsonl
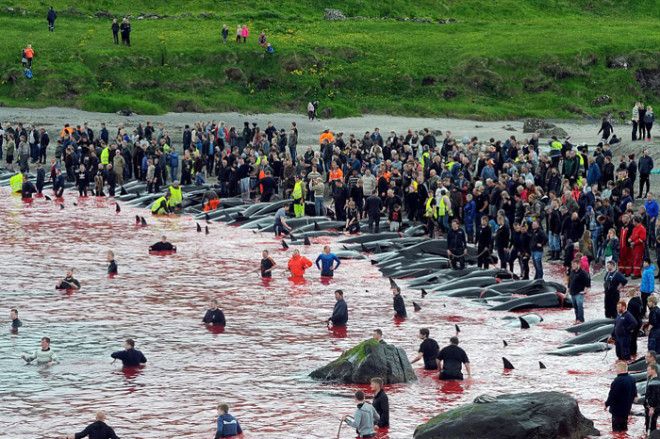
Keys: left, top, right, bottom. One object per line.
{"left": 0, "top": 0, "right": 658, "bottom": 119}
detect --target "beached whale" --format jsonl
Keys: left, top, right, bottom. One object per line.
{"left": 489, "top": 292, "right": 571, "bottom": 311}
{"left": 561, "top": 324, "right": 613, "bottom": 346}
{"left": 502, "top": 313, "right": 544, "bottom": 329}
{"left": 547, "top": 342, "right": 612, "bottom": 356}
{"left": 565, "top": 318, "right": 614, "bottom": 334}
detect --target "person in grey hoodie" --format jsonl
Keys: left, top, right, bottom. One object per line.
{"left": 344, "top": 390, "right": 379, "bottom": 438}
{"left": 22, "top": 337, "right": 58, "bottom": 365}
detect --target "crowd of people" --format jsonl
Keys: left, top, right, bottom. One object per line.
{"left": 2, "top": 105, "right": 658, "bottom": 436}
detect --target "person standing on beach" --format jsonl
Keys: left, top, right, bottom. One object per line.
{"left": 111, "top": 19, "right": 119, "bottom": 44}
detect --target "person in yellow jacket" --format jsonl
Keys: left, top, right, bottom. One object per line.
{"left": 437, "top": 188, "right": 452, "bottom": 233}
{"left": 100, "top": 146, "right": 110, "bottom": 166}
{"left": 167, "top": 181, "right": 183, "bottom": 210}
{"left": 9, "top": 172, "right": 24, "bottom": 193}
{"left": 424, "top": 195, "right": 438, "bottom": 237}
{"left": 291, "top": 174, "right": 305, "bottom": 218}
{"left": 151, "top": 192, "right": 171, "bottom": 215}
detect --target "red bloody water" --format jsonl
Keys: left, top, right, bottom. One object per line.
{"left": 0, "top": 188, "right": 642, "bottom": 438}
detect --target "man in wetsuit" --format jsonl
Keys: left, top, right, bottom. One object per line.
{"left": 111, "top": 338, "right": 147, "bottom": 367}
{"left": 107, "top": 250, "right": 118, "bottom": 275}
{"left": 55, "top": 269, "right": 81, "bottom": 290}
{"left": 149, "top": 235, "right": 176, "bottom": 252}
{"left": 203, "top": 299, "right": 226, "bottom": 326}
{"left": 609, "top": 300, "right": 638, "bottom": 361}
{"left": 328, "top": 289, "right": 348, "bottom": 327}
{"left": 66, "top": 411, "right": 119, "bottom": 439}
{"left": 393, "top": 288, "right": 407, "bottom": 318}
{"left": 437, "top": 336, "right": 471, "bottom": 380}
{"left": 315, "top": 245, "right": 340, "bottom": 277}
{"left": 274, "top": 205, "right": 292, "bottom": 236}
{"left": 411, "top": 328, "right": 439, "bottom": 370}
{"left": 446, "top": 219, "right": 467, "bottom": 270}
{"left": 260, "top": 250, "right": 276, "bottom": 277}
{"left": 10, "top": 308, "right": 22, "bottom": 333}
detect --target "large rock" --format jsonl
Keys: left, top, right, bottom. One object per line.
{"left": 324, "top": 8, "right": 346, "bottom": 20}
{"left": 523, "top": 118, "right": 568, "bottom": 138}
{"left": 636, "top": 68, "right": 660, "bottom": 96}
{"left": 414, "top": 392, "right": 600, "bottom": 439}
{"left": 309, "top": 339, "right": 416, "bottom": 384}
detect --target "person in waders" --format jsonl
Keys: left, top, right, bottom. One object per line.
{"left": 292, "top": 174, "right": 305, "bottom": 217}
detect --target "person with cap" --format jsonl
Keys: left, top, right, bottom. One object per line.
{"left": 603, "top": 260, "right": 627, "bottom": 319}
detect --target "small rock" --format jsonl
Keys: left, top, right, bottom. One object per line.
{"left": 474, "top": 125, "right": 484, "bottom": 128}
{"left": 592, "top": 95, "right": 612, "bottom": 106}
{"left": 442, "top": 88, "right": 458, "bottom": 100}
{"left": 321, "top": 107, "right": 333, "bottom": 118}
{"left": 116, "top": 109, "right": 136, "bottom": 116}
{"left": 607, "top": 55, "right": 630, "bottom": 69}
{"left": 421, "top": 76, "right": 437, "bottom": 86}
{"left": 539, "top": 126, "right": 568, "bottom": 138}
{"left": 94, "top": 10, "right": 113, "bottom": 19}
{"left": 6, "top": 6, "right": 14, "bottom": 12}
{"left": 324, "top": 8, "right": 346, "bottom": 21}
{"left": 502, "top": 125, "right": 516, "bottom": 131}
{"left": 523, "top": 118, "right": 552, "bottom": 133}
{"left": 224, "top": 67, "right": 244, "bottom": 81}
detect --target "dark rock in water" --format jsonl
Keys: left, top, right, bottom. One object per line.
{"left": 413, "top": 391, "right": 599, "bottom": 439}
{"left": 592, "top": 95, "right": 612, "bottom": 106}
{"left": 324, "top": 8, "right": 346, "bottom": 20}
{"left": 636, "top": 68, "right": 660, "bottom": 96}
{"left": 310, "top": 339, "right": 416, "bottom": 384}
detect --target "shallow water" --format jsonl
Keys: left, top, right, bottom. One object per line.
{"left": 0, "top": 188, "right": 642, "bottom": 438}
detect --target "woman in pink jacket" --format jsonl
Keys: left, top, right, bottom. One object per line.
{"left": 241, "top": 25, "right": 249, "bottom": 43}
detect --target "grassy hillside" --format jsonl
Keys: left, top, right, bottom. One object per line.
{"left": 0, "top": 1, "right": 658, "bottom": 119}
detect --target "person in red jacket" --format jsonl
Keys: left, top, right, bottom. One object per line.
{"left": 619, "top": 214, "right": 633, "bottom": 277}
{"left": 287, "top": 249, "right": 313, "bottom": 278}
{"left": 630, "top": 215, "right": 647, "bottom": 278}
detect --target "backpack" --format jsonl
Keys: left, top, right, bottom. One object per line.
{"left": 24, "top": 69, "right": 33, "bottom": 79}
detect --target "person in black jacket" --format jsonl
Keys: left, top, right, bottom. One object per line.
{"left": 365, "top": 191, "right": 382, "bottom": 233}
{"left": 494, "top": 215, "right": 510, "bottom": 270}
{"left": 203, "top": 299, "right": 226, "bottom": 326}
{"left": 107, "top": 250, "right": 118, "bottom": 275}
{"left": 644, "top": 364, "right": 660, "bottom": 432}
{"left": 627, "top": 290, "right": 643, "bottom": 356}
{"left": 603, "top": 260, "right": 627, "bottom": 318}
{"left": 529, "top": 221, "right": 547, "bottom": 280}
{"left": 638, "top": 148, "right": 654, "bottom": 198}
{"left": 111, "top": 339, "right": 147, "bottom": 367}
{"left": 597, "top": 117, "right": 614, "bottom": 142}
{"left": 475, "top": 215, "right": 492, "bottom": 269}
{"left": 392, "top": 288, "right": 406, "bottom": 318}
{"left": 47, "top": 7, "right": 57, "bottom": 32}
{"left": 111, "top": 19, "right": 119, "bottom": 44}
{"left": 66, "top": 411, "right": 119, "bottom": 439}
{"left": 569, "top": 258, "right": 591, "bottom": 323}
{"left": 328, "top": 290, "right": 348, "bottom": 327}
{"left": 446, "top": 219, "right": 467, "bottom": 270}
{"left": 608, "top": 300, "right": 638, "bottom": 360}
{"left": 120, "top": 18, "right": 131, "bottom": 46}
{"left": 370, "top": 377, "right": 389, "bottom": 428}
{"left": 605, "top": 361, "right": 637, "bottom": 432}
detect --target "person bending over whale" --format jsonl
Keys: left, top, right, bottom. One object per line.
{"left": 437, "top": 336, "right": 471, "bottom": 380}
{"left": 203, "top": 299, "right": 226, "bottom": 326}
{"left": 111, "top": 338, "right": 147, "bottom": 367}
{"left": 328, "top": 289, "right": 348, "bottom": 327}
{"left": 55, "top": 268, "right": 81, "bottom": 290}
{"left": 149, "top": 235, "right": 176, "bottom": 252}
{"left": 315, "top": 245, "right": 340, "bottom": 277}
{"left": 150, "top": 192, "right": 171, "bottom": 215}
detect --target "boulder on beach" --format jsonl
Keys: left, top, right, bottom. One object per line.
{"left": 413, "top": 391, "right": 600, "bottom": 439}
{"left": 522, "top": 118, "right": 568, "bottom": 138}
{"left": 309, "top": 339, "right": 416, "bottom": 384}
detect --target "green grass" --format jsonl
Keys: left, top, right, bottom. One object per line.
{"left": 0, "top": 1, "right": 658, "bottom": 119}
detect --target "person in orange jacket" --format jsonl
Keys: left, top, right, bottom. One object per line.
{"left": 630, "top": 215, "right": 647, "bottom": 278}
{"left": 287, "top": 249, "right": 313, "bottom": 278}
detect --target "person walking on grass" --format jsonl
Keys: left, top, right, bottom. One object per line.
{"left": 47, "top": 7, "right": 57, "bottom": 32}
{"left": 22, "top": 44, "right": 34, "bottom": 69}
{"left": 221, "top": 24, "right": 229, "bottom": 44}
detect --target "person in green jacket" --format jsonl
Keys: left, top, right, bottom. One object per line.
{"left": 22, "top": 337, "right": 58, "bottom": 366}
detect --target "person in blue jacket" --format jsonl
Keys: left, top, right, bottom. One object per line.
{"left": 641, "top": 258, "right": 656, "bottom": 312}
{"left": 315, "top": 245, "right": 340, "bottom": 277}
{"left": 605, "top": 361, "right": 637, "bottom": 432}
{"left": 215, "top": 403, "right": 242, "bottom": 438}
{"left": 111, "top": 339, "right": 147, "bottom": 367}
{"left": 609, "top": 300, "right": 638, "bottom": 361}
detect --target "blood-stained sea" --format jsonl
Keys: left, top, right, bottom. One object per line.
{"left": 0, "top": 188, "right": 642, "bottom": 438}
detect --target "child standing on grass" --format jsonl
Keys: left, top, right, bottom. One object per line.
{"left": 241, "top": 25, "right": 249, "bottom": 43}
